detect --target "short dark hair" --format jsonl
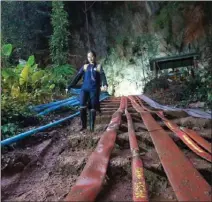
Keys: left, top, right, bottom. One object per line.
{"left": 87, "top": 50, "right": 96, "bottom": 58}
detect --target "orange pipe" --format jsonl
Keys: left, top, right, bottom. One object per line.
{"left": 125, "top": 106, "right": 149, "bottom": 202}
{"left": 180, "top": 127, "right": 212, "bottom": 154}
{"left": 128, "top": 96, "right": 211, "bottom": 202}
{"left": 65, "top": 97, "right": 127, "bottom": 201}
{"left": 136, "top": 96, "right": 211, "bottom": 162}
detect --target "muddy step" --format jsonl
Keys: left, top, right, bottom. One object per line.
{"left": 163, "top": 110, "right": 189, "bottom": 119}
{"left": 100, "top": 109, "right": 117, "bottom": 114}
{"left": 1, "top": 139, "right": 53, "bottom": 176}
{"left": 102, "top": 101, "right": 121, "bottom": 104}
{"left": 172, "top": 117, "right": 211, "bottom": 129}
{"left": 184, "top": 151, "right": 212, "bottom": 179}
{"left": 127, "top": 107, "right": 137, "bottom": 113}
{"left": 1, "top": 138, "right": 66, "bottom": 201}
{"left": 144, "top": 169, "right": 177, "bottom": 201}
{"left": 109, "top": 146, "right": 166, "bottom": 178}
{"left": 67, "top": 133, "right": 101, "bottom": 149}
{"left": 96, "top": 175, "right": 132, "bottom": 202}
{"left": 96, "top": 115, "right": 112, "bottom": 124}
{"left": 100, "top": 103, "right": 120, "bottom": 107}
{"left": 116, "top": 131, "right": 154, "bottom": 149}
{"left": 98, "top": 160, "right": 176, "bottom": 202}
{"left": 100, "top": 111, "right": 116, "bottom": 116}
{"left": 129, "top": 112, "right": 141, "bottom": 117}
{"left": 123, "top": 113, "right": 161, "bottom": 123}
{"left": 198, "top": 129, "right": 212, "bottom": 140}
{"left": 101, "top": 107, "right": 119, "bottom": 111}
{"left": 109, "top": 148, "right": 131, "bottom": 177}
{"left": 54, "top": 149, "right": 91, "bottom": 176}
{"left": 116, "top": 131, "right": 165, "bottom": 150}
{"left": 120, "top": 122, "right": 147, "bottom": 132}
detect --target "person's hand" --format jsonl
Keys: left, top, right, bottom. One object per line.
{"left": 101, "top": 85, "right": 108, "bottom": 92}
{"left": 104, "top": 85, "right": 108, "bottom": 91}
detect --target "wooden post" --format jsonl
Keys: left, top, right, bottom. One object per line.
{"left": 191, "top": 56, "right": 195, "bottom": 78}
{"left": 154, "top": 62, "right": 158, "bottom": 78}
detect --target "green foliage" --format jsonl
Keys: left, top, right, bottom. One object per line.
{"left": 1, "top": 95, "right": 39, "bottom": 140}
{"left": 51, "top": 64, "right": 76, "bottom": 78}
{"left": 2, "top": 44, "right": 13, "bottom": 56}
{"left": 1, "top": 95, "right": 35, "bottom": 125}
{"left": 115, "top": 35, "right": 126, "bottom": 45}
{"left": 1, "top": 43, "right": 13, "bottom": 67}
{"left": 154, "top": 2, "right": 181, "bottom": 30}
{"left": 144, "top": 76, "right": 169, "bottom": 93}
{"left": 133, "top": 34, "right": 159, "bottom": 58}
{"left": 153, "top": 2, "right": 186, "bottom": 50}
{"left": 2, "top": 54, "right": 50, "bottom": 101}
{"left": 183, "top": 70, "right": 212, "bottom": 106}
{"left": 50, "top": 1, "right": 69, "bottom": 65}
{"left": 144, "top": 68, "right": 212, "bottom": 108}
{"left": 47, "top": 64, "right": 77, "bottom": 91}
{"left": 27, "top": 55, "right": 35, "bottom": 66}
{"left": 1, "top": 46, "right": 76, "bottom": 119}
{"left": 1, "top": 54, "right": 76, "bottom": 139}
{"left": 1, "top": 123, "right": 20, "bottom": 140}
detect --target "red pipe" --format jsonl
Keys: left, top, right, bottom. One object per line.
{"left": 65, "top": 97, "right": 126, "bottom": 201}
{"left": 180, "top": 127, "right": 212, "bottom": 154}
{"left": 125, "top": 105, "right": 149, "bottom": 202}
{"left": 128, "top": 96, "right": 211, "bottom": 202}
{"left": 158, "top": 113, "right": 211, "bottom": 162}
{"left": 136, "top": 96, "right": 211, "bottom": 162}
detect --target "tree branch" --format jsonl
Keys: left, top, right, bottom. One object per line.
{"left": 68, "top": 54, "right": 83, "bottom": 58}
{"left": 86, "top": 1, "right": 96, "bottom": 12}
{"left": 82, "top": 1, "right": 96, "bottom": 13}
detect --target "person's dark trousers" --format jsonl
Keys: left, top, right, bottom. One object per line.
{"left": 79, "top": 107, "right": 87, "bottom": 129}
{"left": 88, "top": 90, "right": 98, "bottom": 132}
{"left": 80, "top": 89, "right": 98, "bottom": 132}
{"left": 79, "top": 90, "right": 89, "bottom": 130}
{"left": 89, "top": 109, "right": 96, "bottom": 132}
{"left": 96, "top": 89, "right": 101, "bottom": 113}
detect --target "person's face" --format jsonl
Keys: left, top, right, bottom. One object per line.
{"left": 87, "top": 52, "right": 95, "bottom": 64}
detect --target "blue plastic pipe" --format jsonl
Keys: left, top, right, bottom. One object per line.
{"left": 32, "top": 97, "right": 75, "bottom": 109}
{"left": 31, "top": 88, "right": 86, "bottom": 112}
{"left": 1, "top": 95, "right": 109, "bottom": 147}
{"left": 38, "top": 100, "right": 79, "bottom": 116}
{"left": 36, "top": 93, "right": 108, "bottom": 116}
{"left": 34, "top": 99, "right": 78, "bottom": 114}
{"left": 1, "top": 112, "right": 79, "bottom": 147}
{"left": 32, "top": 96, "right": 77, "bottom": 112}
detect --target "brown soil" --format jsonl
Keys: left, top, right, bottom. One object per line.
{"left": 1, "top": 99, "right": 211, "bottom": 201}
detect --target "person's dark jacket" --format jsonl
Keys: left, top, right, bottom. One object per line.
{"left": 67, "top": 63, "right": 108, "bottom": 91}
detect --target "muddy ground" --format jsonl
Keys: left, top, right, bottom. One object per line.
{"left": 1, "top": 99, "right": 212, "bottom": 201}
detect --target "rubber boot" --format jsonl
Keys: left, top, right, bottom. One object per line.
{"left": 80, "top": 107, "right": 87, "bottom": 131}
{"left": 89, "top": 109, "right": 96, "bottom": 132}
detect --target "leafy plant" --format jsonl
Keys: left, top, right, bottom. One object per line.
{"left": 50, "top": 1, "right": 69, "bottom": 65}
{"left": 1, "top": 43, "right": 13, "bottom": 67}
{"left": 2, "top": 43, "right": 13, "bottom": 56}
{"left": 144, "top": 76, "right": 169, "bottom": 93}
{"left": 1, "top": 41, "right": 77, "bottom": 140}
{"left": 50, "top": 64, "right": 77, "bottom": 90}
{"left": 1, "top": 123, "right": 20, "bottom": 140}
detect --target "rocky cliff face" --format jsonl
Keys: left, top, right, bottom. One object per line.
{"left": 68, "top": 2, "right": 210, "bottom": 96}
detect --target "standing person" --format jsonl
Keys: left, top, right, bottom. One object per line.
{"left": 66, "top": 50, "right": 108, "bottom": 132}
